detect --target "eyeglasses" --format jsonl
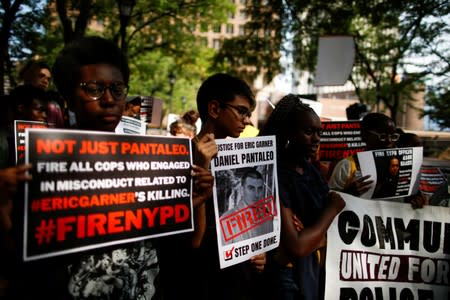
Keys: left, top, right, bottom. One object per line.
{"left": 367, "top": 130, "right": 400, "bottom": 142}
{"left": 223, "top": 103, "right": 252, "bottom": 120}
{"left": 79, "top": 81, "right": 129, "bottom": 101}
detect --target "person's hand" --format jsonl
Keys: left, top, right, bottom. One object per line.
{"left": 249, "top": 252, "right": 266, "bottom": 273}
{"left": 292, "top": 214, "right": 304, "bottom": 232}
{"left": 0, "top": 164, "right": 32, "bottom": 198}
{"left": 0, "top": 164, "right": 32, "bottom": 233}
{"left": 343, "top": 175, "right": 373, "bottom": 196}
{"left": 325, "top": 191, "right": 346, "bottom": 214}
{"left": 407, "top": 192, "right": 428, "bottom": 209}
{"left": 194, "top": 133, "right": 217, "bottom": 169}
{"left": 191, "top": 165, "right": 214, "bottom": 208}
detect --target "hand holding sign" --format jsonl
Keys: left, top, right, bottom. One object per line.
{"left": 343, "top": 174, "right": 373, "bottom": 196}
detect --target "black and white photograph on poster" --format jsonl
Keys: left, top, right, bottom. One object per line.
{"left": 357, "top": 147, "right": 423, "bottom": 200}
{"left": 24, "top": 128, "right": 193, "bottom": 261}
{"left": 217, "top": 165, "right": 275, "bottom": 245}
{"left": 211, "top": 136, "right": 280, "bottom": 269}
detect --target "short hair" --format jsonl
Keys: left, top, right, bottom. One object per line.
{"left": 241, "top": 168, "right": 263, "bottom": 185}
{"left": 52, "top": 36, "right": 129, "bottom": 103}
{"left": 19, "top": 60, "right": 51, "bottom": 81}
{"left": 196, "top": 73, "right": 255, "bottom": 122}
{"left": 10, "top": 85, "right": 48, "bottom": 107}
{"left": 361, "top": 113, "right": 395, "bottom": 132}
{"left": 259, "top": 94, "right": 315, "bottom": 156}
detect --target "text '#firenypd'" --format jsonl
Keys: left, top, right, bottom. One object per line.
{"left": 33, "top": 205, "right": 189, "bottom": 245}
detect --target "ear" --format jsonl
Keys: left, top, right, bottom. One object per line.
{"left": 207, "top": 100, "right": 222, "bottom": 120}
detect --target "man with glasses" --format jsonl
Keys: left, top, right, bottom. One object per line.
{"left": 328, "top": 113, "right": 425, "bottom": 206}
{"left": 328, "top": 113, "right": 398, "bottom": 196}
{"left": 159, "top": 73, "right": 266, "bottom": 300}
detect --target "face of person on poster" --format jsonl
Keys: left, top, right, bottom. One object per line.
{"left": 241, "top": 170, "right": 264, "bottom": 206}
{"left": 388, "top": 157, "right": 400, "bottom": 177}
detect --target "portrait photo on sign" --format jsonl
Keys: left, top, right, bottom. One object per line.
{"left": 215, "top": 164, "right": 276, "bottom": 246}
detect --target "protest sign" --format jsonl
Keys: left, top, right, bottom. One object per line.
{"left": 319, "top": 120, "right": 366, "bottom": 161}
{"left": 211, "top": 136, "right": 280, "bottom": 269}
{"left": 419, "top": 166, "right": 447, "bottom": 196}
{"left": 358, "top": 147, "right": 423, "bottom": 200}
{"left": 14, "top": 120, "right": 48, "bottom": 164}
{"left": 24, "top": 129, "right": 192, "bottom": 261}
{"left": 325, "top": 193, "right": 450, "bottom": 300}
{"left": 115, "top": 115, "right": 147, "bottom": 135}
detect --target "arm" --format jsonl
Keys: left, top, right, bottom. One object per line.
{"left": 191, "top": 134, "right": 218, "bottom": 247}
{"left": 282, "top": 191, "right": 345, "bottom": 258}
{"left": 329, "top": 159, "right": 373, "bottom": 196}
{"left": 0, "top": 164, "right": 32, "bottom": 232}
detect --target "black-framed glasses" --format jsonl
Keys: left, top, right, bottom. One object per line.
{"left": 223, "top": 103, "right": 252, "bottom": 119}
{"left": 367, "top": 130, "right": 400, "bottom": 142}
{"left": 79, "top": 81, "right": 129, "bottom": 101}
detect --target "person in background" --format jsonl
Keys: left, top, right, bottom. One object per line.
{"left": 169, "top": 118, "right": 196, "bottom": 138}
{"left": 123, "top": 95, "right": 142, "bottom": 119}
{"left": 328, "top": 112, "right": 425, "bottom": 207}
{"left": 259, "top": 94, "right": 345, "bottom": 300}
{"left": 19, "top": 59, "right": 66, "bottom": 128}
{"left": 19, "top": 60, "right": 52, "bottom": 91}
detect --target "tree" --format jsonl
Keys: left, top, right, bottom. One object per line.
{"left": 214, "top": 0, "right": 450, "bottom": 121}
{"left": 0, "top": 0, "right": 47, "bottom": 94}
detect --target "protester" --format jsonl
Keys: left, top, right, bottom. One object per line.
{"left": 169, "top": 118, "right": 196, "bottom": 138}
{"left": 123, "top": 95, "right": 142, "bottom": 119}
{"left": 159, "top": 73, "right": 266, "bottom": 300}
{"left": 259, "top": 94, "right": 345, "bottom": 300}
{"left": 4, "top": 36, "right": 213, "bottom": 300}
{"left": 328, "top": 112, "right": 426, "bottom": 207}
{"left": 19, "top": 60, "right": 52, "bottom": 91}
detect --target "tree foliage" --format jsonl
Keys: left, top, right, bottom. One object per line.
{"left": 215, "top": 0, "right": 450, "bottom": 121}
{"left": 1, "top": 0, "right": 234, "bottom": 113}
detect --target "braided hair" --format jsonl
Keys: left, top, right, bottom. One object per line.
{"left": 259, "top": 94, "right": 315, "bottom": 161}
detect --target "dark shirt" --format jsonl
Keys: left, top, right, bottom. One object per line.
{"left": 278, "top": 160, "right": 329, "bottom": 300}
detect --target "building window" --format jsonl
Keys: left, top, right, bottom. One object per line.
{"left": 226, "top": 24, "right": 234, "bottom": 34}
{"left": 213, "top": 24, "right": 221, "bottom": 33}
{"left": 227, "top": 12, "right": 235, "bottom": 19}
{"left": 200, "top": 23, "right": 209, "bottom": 32}
{"left": 240, "top": 0, "right": 246, "bottom": 4}
{"left": 213, "top": 39, "right": 221, "bottom": 50}
{"left": 239, "top": 9, "right": 246, "bottom": 20}
{"left": 239, "top": 25, "right": 245, "bottom": 35}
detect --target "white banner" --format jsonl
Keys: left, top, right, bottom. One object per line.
{"left": 325, "top": 193, "right": 450, "bottom": 299}
{"left": 211, "top": 136, "right": 280, "bottom": 269}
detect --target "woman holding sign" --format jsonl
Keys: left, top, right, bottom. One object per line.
{"left": 259, "top": 94, "right": 345, "bottom": 300}
{"left": 5, "top": 36, "right": 214, "bottom": 300}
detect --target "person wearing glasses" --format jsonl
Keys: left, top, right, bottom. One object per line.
{"left": 328, "top": 113, "right": 397, "bottom": 196}
{"left": 158, "top": 73, "right": 266, "bottom": 300}
{"left": 4, "top": 36, "right": 214, "bottom": 300}
{"left": 328, "top": 113, "right": 425, "bottom": 207}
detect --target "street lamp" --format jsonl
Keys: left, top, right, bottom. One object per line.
{"left": 168, "top": 72, "right": 176, "bottom": 113}
{"left": 118, "top": 0, "right": 136, "bottom": 55}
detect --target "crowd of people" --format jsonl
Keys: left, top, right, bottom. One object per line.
{"left": 0, "top": 35, "right": 447, "bottom": 300}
